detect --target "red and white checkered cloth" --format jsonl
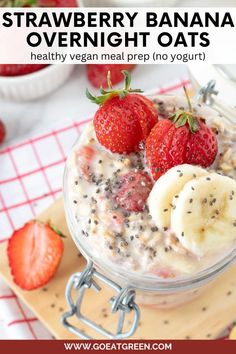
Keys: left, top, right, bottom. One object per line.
{"left": 0, "top": 117, "right": 92, "bottom": 339}
{"left": 1, "top": 78, "right": 232, "bottom": 340}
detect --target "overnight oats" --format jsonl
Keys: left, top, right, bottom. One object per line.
{"left": 64, "top": 71, "right": 236, "bottom": 307}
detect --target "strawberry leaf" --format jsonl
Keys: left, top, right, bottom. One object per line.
{"left": 99, "top": 87, "right": 111, "bottom": 95}
{"left": 188, "top": 116, "right": 199, "bottom": 133}
{"left": 86, "top": 70, "right": 143, "bottom": 106}
{"left": 119, "top": 90, "right": 129, "bottom": 99}
{"left": 175, "top": 113, "right": 188, "bottom": 128}
{"left": 5, "top": 0, "right": 38, "bottom": 6}
{"left": 49, "top": 223, "right": 66, "bottom": 238}
{"left": 170, "top": 110, "right": 184, "bottom": 123}
{"left": 169, "top": 88, "right": 199, "bottom": 134}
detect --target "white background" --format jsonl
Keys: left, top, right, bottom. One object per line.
{"left": 1, "top": 8, "right": 236, "bottom": 64}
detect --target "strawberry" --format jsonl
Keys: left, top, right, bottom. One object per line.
{"left": 0, "top": 120, "right": 6, "bottom": 144}
{"left": 8, "top": 220, "right": 64, "bottom": 290}
{"left": 146, "top": 88, "right": 218, "bottom": 180}
{"left": 87, "top": 64, "right": 135, "bottom": 88}
{"left": 0, "top": 64, "right": 48, "bottom": 77}
{"left": 76, "top": 145, "right": 95, "bottom": 179}
{"left": 38, "top": 0, "right": 77, "bottom": 6}
{"left": 152, "top": 267, "right": 176, "bottom": 279}
{"left": 3, "top": 0, "right": 77, "bottom": 7}
{"left": 87, "top": 70, "right": 158, "bottom": 154}
{"left": 115, "top": 171, "right": 153, "bottom": 212}
{"left": 0, "top": 0, "right": 78, "bottom": 76}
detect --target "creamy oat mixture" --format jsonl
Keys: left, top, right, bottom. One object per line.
{"left": 66, "top": 95, "right": 236, "bottom": 278}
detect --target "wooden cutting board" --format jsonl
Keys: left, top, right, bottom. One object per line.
{"left": 0, "top": 199, "right": 236, "bottom": 340}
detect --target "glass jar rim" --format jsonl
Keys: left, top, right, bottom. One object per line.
{"left": 63, "top": 93, "right": 236, "bottom": 292}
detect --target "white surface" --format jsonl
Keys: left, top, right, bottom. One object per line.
{"left": 82, "top": 0, "right": 236, "bottom": 7}
{"left": 0, "top": 324, "right": 7, "bottom": 339}
{"left": 0, "top": 64, "right": 188, "bottom": 146}
{"left": 0, "top": 65, "right": 74, "bottom": 102}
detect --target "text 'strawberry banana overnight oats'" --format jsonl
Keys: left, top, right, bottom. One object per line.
{"left": 64, "top": 72, "right": 236, "bottom": 307}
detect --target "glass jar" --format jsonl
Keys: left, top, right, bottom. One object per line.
{"left": 62, "top": 82, "right": 236, "bottom": 339}
{"left": 188, "top": 64, "right": 236, "bottom": 120}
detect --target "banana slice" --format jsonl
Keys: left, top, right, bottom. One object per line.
{"left": 148, "top": 164, "right": 207, "bottom": 229}
{"left": 171, "top": 173, "right": 236, "bottom": 256}
{"left": 157, "top": 247, "right": 198, "bottom": 275}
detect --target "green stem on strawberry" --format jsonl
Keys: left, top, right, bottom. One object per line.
{"left": 183, "top": 86, "right": 193, "bottom": 113}
{"left": 48, "top": 221, "right": 66, "bottom": 238}
{"left": 30, "top": 219, "right": 66, "bottom": 238}
{"left": 107, "top": 70, "right": 112, "bottom": 90}
{"left": 169, "top": 86, "right": 199, "bottom": 134}
{"left": 86, "top": 70, "right": 143, "bottom": 105}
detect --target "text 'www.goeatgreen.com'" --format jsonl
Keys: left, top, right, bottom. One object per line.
{"left": 63, "top": 342, "right": 173, "bottom": 351}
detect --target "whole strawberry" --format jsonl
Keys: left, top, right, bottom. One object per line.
{"left": 0, "top": 64, "right": 47, "bottom": 77}
{"left": 2, "top": 0, "right": 77, "bottom": 7}
{"left": 146, "top": 88, "right": 218, "bottom": 180}
{"left": 0, "top": 1, "right": 77, "bottom": 75}
{"left": 0, "top": 120, "right": 6, "bottom": 144}
{"left": 87, "top": 64, "right": 136, "bottom": 88}
{"left": 38, "top": 0, "right": 77, "bottom": 6}
{"left": 87, "top": 70, "right": 158, "bottom": 154}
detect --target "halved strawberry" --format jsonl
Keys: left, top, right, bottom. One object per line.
{"left": 87, "top": 64, "right": 136, "bottom": 88}
{"left": 115, "top": 171, "right": 153, "bottom": 212}
{"left": 8, "top": 221, "right": 64, "bottom": 290}
{"left": 152, "top": 267, "right": 176, "bottom": 279}
{"left": 76, "top": 145, "right": 95, "bottom": 179}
